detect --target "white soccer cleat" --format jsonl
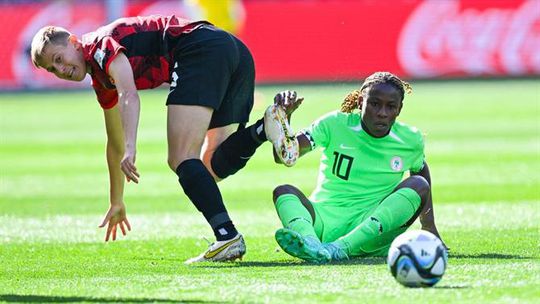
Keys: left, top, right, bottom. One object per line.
{"left": 184, "top": 233, "right": 246, "bottom": 264}
{"left": 264, "top": 104, "right": 299, "bottom": 167}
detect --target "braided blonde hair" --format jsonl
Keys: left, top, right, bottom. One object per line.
{"left": 340, "top": 72, "right": 412, "bottom": 113}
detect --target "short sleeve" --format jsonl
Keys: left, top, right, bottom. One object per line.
{"left": 301, "top": 111, "right": 338, "bottom": 149}
{"left": 91, "top": 77, "right": 118, "bottom": 109}
{"left": 410, "top": 132, "right": 425, "bottom": 173}
{"left": 93, "top": 36, "right": 125, "bottom": 75}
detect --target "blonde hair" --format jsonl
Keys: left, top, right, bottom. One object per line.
{"left": 30, "top": 26, "right": 71, "bottom": 68}
{"left": 340, "top": 72, "right": 413, "bottom": 113}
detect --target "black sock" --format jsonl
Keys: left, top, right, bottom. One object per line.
{"left": 211, "top": 118, "right": 266, "bottom": 179}
{"left": 176, "top": 159, "right": 238, "bottom": 241}
{"left": 215, "top": 221, "right": 238, "bottom": 241}
{"left": 250, "top": 118, "right": 267, "bottom": 142}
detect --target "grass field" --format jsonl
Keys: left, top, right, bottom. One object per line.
{"left": 1, "top": 80, "right": 539, "bottom": 303}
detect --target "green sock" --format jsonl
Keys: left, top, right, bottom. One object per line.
{"left": 275, "top": 194, "right": 318, "bottom": 238}
{"left": 335, "top": 188, "right": 421, "bottom": 256}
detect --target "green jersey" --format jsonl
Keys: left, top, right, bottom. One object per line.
{"left": 302, "top": 111, "right": 425, "bottom": 209}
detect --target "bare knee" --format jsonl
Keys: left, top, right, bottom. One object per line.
{"left": 273, "top": 184, "right": 299, "bottom": 203}
{"left": 401, "top": 175, "right": 430, "bottom": 201}
{"left": 166, "top": 105, "right": 212, "bottom": 173}
{"left": 168, "top": 154, "right": 199, "bottom": 172}
{"left": 201, "top": 149, "right": 221, "bottom": 181}
{"left": 201, "top": 149, "right": 214, "bottom": 168}
{"left": 168, "top": 157, "right": 182, "bottom": 172}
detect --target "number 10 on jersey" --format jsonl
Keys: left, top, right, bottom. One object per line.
{"left": 332, "top": 152, "right": 354, "bottom": 180}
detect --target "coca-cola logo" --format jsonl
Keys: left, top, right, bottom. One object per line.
{"left": 398, "top": 0, "right": 540, "bottom": 77}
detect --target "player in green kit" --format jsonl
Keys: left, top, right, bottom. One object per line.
{"left": 266, "top": 72, "right": 446, "bottom": 263}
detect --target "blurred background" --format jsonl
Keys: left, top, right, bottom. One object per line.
{"left": 0, "top": 3, "right": 539, "bottom": 299}
{"left": 0, "top": 0, "right": 538, "bottom": 90}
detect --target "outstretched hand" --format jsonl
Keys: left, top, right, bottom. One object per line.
{"left": 99, "top": 203, "right": 131, "bottom": 242}
{"left": 274, "top": 90, "right": 304, "bottom": 118}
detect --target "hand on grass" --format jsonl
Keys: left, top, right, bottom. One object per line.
{"left": 121, "top": 148, "right": 139, "bottom": 183}
{"left": 274, "top": 91, "right": 304, "bottom": 118}
{"left": 421, "top": 224, "right": 450, "bottom": 251}
{"left": 99, "top": 203, "right": 131, "bottom": 242}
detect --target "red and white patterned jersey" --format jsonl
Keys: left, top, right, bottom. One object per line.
{"left": 82, "top": 15, "right": 210, "bottom": 109}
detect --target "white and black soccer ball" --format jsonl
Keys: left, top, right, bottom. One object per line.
{"left": 387, "top": 230, "right": 448, "bottom": 287}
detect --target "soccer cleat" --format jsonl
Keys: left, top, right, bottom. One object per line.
{"left": 184, "top": 233, "right": 246, "bottom": 264}
{"left": 264, "top": 104, "right": 299, "bottom": 167}
{"left": 322, "top": 242, "right": 350, "bottom": 262}
{"left": 275, "top": 228, "right": 330, "bottom": 263}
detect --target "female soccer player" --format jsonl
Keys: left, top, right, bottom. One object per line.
{"left": 271, "top": 72, "right": 446, "bottom": 263}
{"left": 30, "top": 15, "right": 295, "bottom": 263}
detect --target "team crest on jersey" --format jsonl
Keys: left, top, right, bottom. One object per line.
{"left": 94, "top": 48, "right": 106, "bottom": 69}
{"left": 390, "top": 156, "right": 403, "bottom": 171}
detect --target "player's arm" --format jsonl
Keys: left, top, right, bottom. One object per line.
{"left": 276, "top": 90, "right": 312, "bottom": 156}
{"left": 411, "top": 161, "right": 448, "bottom": 249}
{"left": 98, "top": 106, "right": 131, "bottom": 241}
{"left": 272, "top": 132, "right": 313, "bottom": 163}
{"left": 103, "top": 106, "right": 125, "bottom": 205}
{"left": 97, "top": 51, "right": 139, "bottom": 241}
{"left": 107, "top": 52, "right": 141, "bottom": 183}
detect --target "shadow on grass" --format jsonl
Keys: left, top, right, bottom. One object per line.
{"left": 194, "top": 257, "right": 386, "bottom": 268}
{"left": 434, "top": 285, "right": 470, "bottom": 289}
{"left": 450, "top": 253, "right": 537, "bottom": 260}
{"left": 0, "top": 295, "right": 225, "bottom": 303}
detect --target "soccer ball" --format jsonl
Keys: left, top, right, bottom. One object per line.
{"left": 387, "top": 230, "right": 448, "bottom": 287}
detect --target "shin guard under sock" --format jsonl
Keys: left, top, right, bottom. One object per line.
{"left": 211, "top": 119, "right": 266, "bottom": 179}
{"left": 275, "top": 194, "right": 318, "bottom": 238}
{"left": 336, "top": 188, "right": 421, "bottom": 256}
{"left": 176, "top": 159, "right": 238, "bottom": 240}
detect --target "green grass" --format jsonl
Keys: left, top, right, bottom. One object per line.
{"left": 1, "top": 80, "right": 539, "bottom": 303}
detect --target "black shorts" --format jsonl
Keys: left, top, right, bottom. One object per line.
{"left": 166, "top": 25, "right": 255, "bottom": 129}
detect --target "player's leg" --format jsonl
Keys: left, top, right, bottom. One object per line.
{"left": 201, "top": 123, "right": 238, "bottom": 180}
{"left": 206, "top": 120, "right": 267, "bottom": 181}
{"left": 273, "top": 185, "right": 330, "bottom": 263}
{"left": 167, "top": 105, "right": 245, "bottom": 263}
{"left": 326, "top": 175, "right": 429, "bottom": 260}
{"left": 204, "top": 31, "right": 299, "bottom": 177}
{"left": 274, "top": 185, "right": 318, "bottom": 238}
{"left": 264, "top": 103, "right": 300, "bottom": 167}
{"left": 167, "top": 25, "right": 246, "bottom": 263}
{"left": 199, "top": 30, "right": 269, "bottom": 180}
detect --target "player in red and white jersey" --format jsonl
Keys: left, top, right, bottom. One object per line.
{"left": 30, "top": 15, "right": 297, "bottom": 264}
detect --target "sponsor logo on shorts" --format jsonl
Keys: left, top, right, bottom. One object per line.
{"left": 171, "top": 62, "right": 179, "bottom": 87}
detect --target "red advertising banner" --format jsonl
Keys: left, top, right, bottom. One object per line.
{"left": 397, "top": 0, "right": 540, "bottom": 78}
{"left": 0, "top": 2, "right": 105, "bottom": 89}
{"left": 0, "top": 0, "right": 538, "bottom": 90}
{"left": 239, "top": 0, "right": 540, "bottom": 81}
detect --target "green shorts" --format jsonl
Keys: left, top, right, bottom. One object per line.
{"left": 312, "top": 188, "right": 419, "bottom": 257}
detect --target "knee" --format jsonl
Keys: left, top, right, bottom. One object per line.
{"left": 201, "top": 149, "right": 214, "bottom": 169}
{"left": 407, "top": 175, "right": 430, "bottom": 200}
{"left": 168, "top": 156, "right": 193, "bottom": 172}
{"left": 273, "top": 184, "right": 297, "bottom": 203}
{"left": 209, "top": 144, "right": 247, "bottom": 180}
{"left": 201, "top": 150, "right": 219, "bottom": 178}
{"left": 168, "top": 157, "right": 178, "bottom": 172}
